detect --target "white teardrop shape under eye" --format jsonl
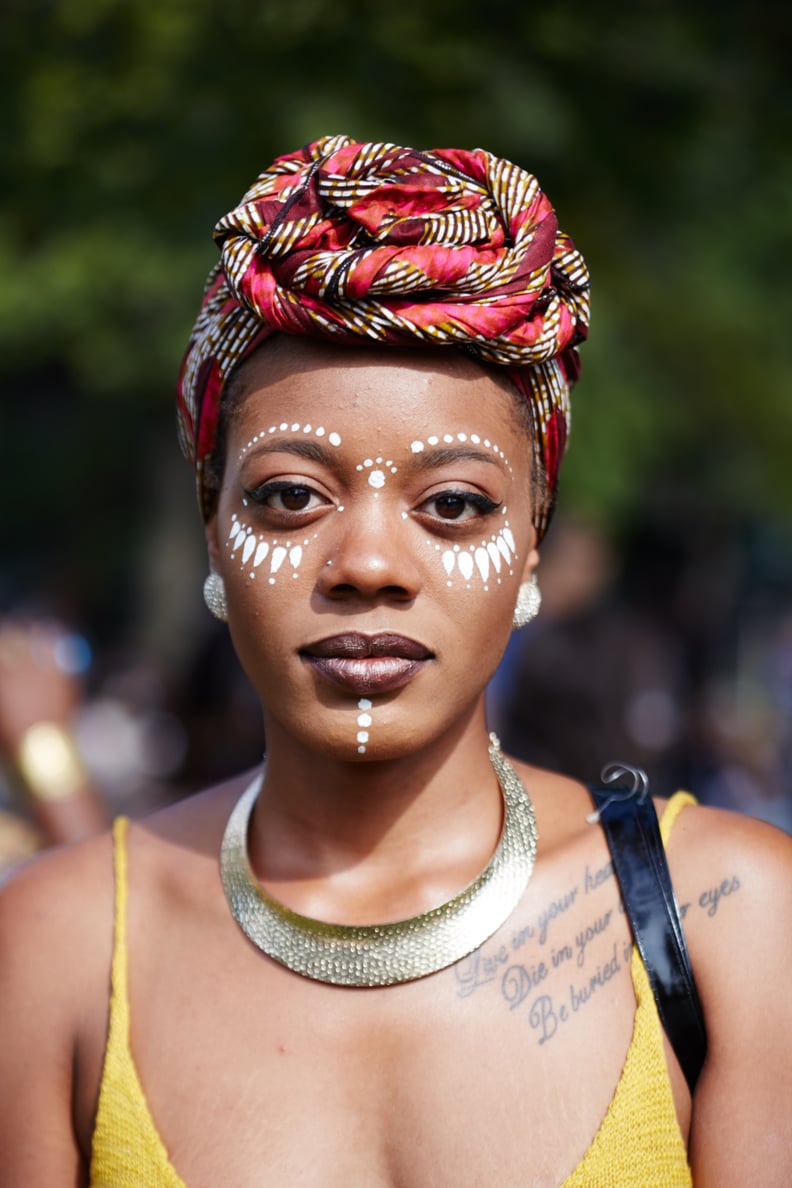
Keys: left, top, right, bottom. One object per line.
{"left": 228, "top": 520, "right": 241, "bottom": 540}
{"left": 242, "top": 535, "right": 257, "bottom": 564}
{"left": 458, "top": 552, "right": 474, "bottom": 581}
{"left": 487, "top": 541, "right": 502, "bottom": 572}
{"left": 497, "top": 536, "right": 511, "bottom": 563}
{"left": 474, "top": 547, "right": 490, "bottom": 582}
{"left": 503, "top": 527, "right": 516, "bottom": 552}
{"left": 270, "top": 546, "right": 287, "bottom": 574}
{"left": 232, "top": 530, "right": 247, "bottom": 553}
{"left": 253, "top": 541, "right": 269, "bottom": 568}
{"left": 289, "top": 546, "right": 303, "bottom": 568}
{"left": 442, "top": 551, "right": 456, "bottom": 576}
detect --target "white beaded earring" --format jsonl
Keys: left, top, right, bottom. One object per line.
{"left": 512, "top": 574, "right": 541, "bottom": 630}
{"left": 203, "top": 572, "right": 228, "bottom": 622}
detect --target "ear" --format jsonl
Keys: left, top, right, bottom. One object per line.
{"left": 520, "top": 537, "right": 540, "bottom": 584}
{"left": 205, "top": 511, "right": 223, "bottom": 572}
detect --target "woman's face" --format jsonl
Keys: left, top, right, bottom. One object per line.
{"left": 207, "top": 339, "right": 538, "bottom": 760}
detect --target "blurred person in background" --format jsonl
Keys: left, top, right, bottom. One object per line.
{"left": 1, "top": 136, "right": 791, "bottom": 1186}
{"left": 0, "top": 618, "right": 107, "bottom": 873}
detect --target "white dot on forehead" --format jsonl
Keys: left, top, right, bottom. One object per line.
{"left": 428, "top": 436, "right": 439, "bottom": 446}
{"left": 410, "top": 441, "right": 424, "bottom": 453}
{"left": 328, "top": 432, "right": 341, "bottom": 446}
{"left": 443, "top": 434, "right": 453, "bottom": 443}
{"left": 280, "top": 422, "right": 288, "bottom": 431}
{"left": 316, "top": 427, "right": 325, "bottom": 436}
{"left": 369, "top": 470, "right": 385, "bottom": 488}
{"left": 291, "top": 422, "right": 300, "bottom": 431}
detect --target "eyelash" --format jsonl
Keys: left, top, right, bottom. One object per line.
{"left": 243, "top": 482, "right": 501, "bottom": 524}
{"left": 244, "top": 481, "right": 327, "bottom": 513}
{"left": 418, "top": 490, "right": 501, "bottom": 523}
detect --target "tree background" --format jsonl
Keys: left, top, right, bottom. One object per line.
{"left": 2, "top": 0, "right": 791, "bottom": 812}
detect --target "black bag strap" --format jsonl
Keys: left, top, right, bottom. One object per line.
{"left": 587, "top": 774, "right": 707, "bottom": 1095}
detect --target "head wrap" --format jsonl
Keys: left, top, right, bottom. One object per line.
{"left": 177, "top": 135, "right": 590, "bottom": 537}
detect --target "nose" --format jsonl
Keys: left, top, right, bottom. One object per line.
{"left": 316, "top": 503, "right": 421, "bottom": 604}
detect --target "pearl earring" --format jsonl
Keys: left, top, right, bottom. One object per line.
{"left": 512, "top": 574, "right": 541, "bottom": 630}
{"left": 203, "top": 572, "right": 228, "bottom": 621}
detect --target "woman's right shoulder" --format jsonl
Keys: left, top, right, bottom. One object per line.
{"left": 0, "top": 828, "right": 117, "bottom": 1007}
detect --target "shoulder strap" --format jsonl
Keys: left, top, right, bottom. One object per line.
{"left": 587, "top": 782, "right": 707, "bottom": 1094}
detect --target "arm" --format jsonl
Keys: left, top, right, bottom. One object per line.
{"left": 0, "top": 620, "right": 108, "bottom": 848}
{"left": 0, "top": 840, "right": 111, "bottom": 1186}
{"left": 671, "top": 808, "right": 792, "bottom": 1185}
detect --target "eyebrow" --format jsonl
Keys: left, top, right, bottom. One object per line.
{"left": 411, "top": 446, "right": 505, "bottom": 470}
{"left": 240, "top": 439, "right": 336, "bottom": 466}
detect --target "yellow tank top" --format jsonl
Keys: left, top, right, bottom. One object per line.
{"left": 90, "top": 795, "right": 695, "bottom": 1186}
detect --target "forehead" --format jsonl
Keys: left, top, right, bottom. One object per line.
{"left": 227, "top": 338, "right": 525, "bottom": 450}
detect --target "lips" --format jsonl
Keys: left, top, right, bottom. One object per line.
{"left": 300, "top": 633, "right": 433, "bottom": 694}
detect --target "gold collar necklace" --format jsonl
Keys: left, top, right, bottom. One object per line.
{"left": 220, "top": 734, "right": 537, "bottom": 987}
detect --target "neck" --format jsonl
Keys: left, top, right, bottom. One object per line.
{"left": 247, "top": 700, "right": 505, "bottom": 923}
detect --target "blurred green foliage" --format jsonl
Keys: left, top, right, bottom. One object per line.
{"left": 2, "top": 0, "right": 791, "bottom": 619}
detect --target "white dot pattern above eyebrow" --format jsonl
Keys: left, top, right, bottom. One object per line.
{"left": 405, "top": 430, "right": 513, "bottom": 476}
{"left": 238, "top": 422, "right": 343, "bottom": 461}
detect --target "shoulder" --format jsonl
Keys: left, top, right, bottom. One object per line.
{"left": 661, "top": 797, "right": 792, "bottom": 954}
{"left": 0, "top": 828, "right": 116, "bottom": 1023}
{"left": 664, "top": 805, "right": 792, "bottom": 1176}
{"left": 0, "top": 830, "right": 119, "bottom": 1176}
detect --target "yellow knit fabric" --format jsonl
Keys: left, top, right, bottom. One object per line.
{"left": 90, "top": 819, "right": 184, "bottom": 1187}
{"left": 561, "top": 791, "right": 695, "bottom": 1186}
{"left": 90, "top": 795, "right": 696, "bottom": 1187}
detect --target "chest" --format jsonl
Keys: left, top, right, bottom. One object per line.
{"left": 85, "top": 878, "right": 667, "bottom": 1187}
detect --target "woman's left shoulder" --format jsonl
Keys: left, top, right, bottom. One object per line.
{"left": 664, "top": 801, "right": 792, "bottom": 1176}
{"left": 662, "top": 797, "right": 792, "bottom": 1028}
{"left": 661, "top": 796, "right": 792, "bottom": 940}
{"left": 660, "top": 794, "right": 792, "bottom": 910}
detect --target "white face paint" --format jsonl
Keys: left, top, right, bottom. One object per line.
{"left": 356, "top": 697, "right": 373, "bottom": 754}
{"left": 237, "top": 423, "right": 343, "bottom": 462}
{"left": 228, "top": 423, "right": 345, "bottom": 585}
{"left": 226, "top": 515, "right": 318, "bottom": 586}
{"left": 355, "top": 455, "right": 398, "bottom": 495}
{"left": 408, "top": 431, "right": 516, "bottom": 592}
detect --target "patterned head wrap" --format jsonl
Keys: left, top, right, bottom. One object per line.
{"left": 177, "top": 135, "right": 590, "bottom": 537}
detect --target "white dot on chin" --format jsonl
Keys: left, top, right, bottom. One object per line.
{"left": 357, "top": 745, "right": 366, "bottom": 754}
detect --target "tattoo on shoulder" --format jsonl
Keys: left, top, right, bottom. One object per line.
{"left": 453, "top": 862, "right": 743, "bottom": 1046}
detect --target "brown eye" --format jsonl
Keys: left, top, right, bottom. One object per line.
{"left": 279, "top": 486, "right": 312, "bottom": 511}
{"left": 434, "top": 494, "right": 468, "bottom": 520}
{"left": 245, "top": 482, "right": 326, "bottom": 513}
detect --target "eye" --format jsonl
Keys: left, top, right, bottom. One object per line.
{"left": 244, "top": 481, "right": 327, "bottom": 513}
{"left": 420, "top": 490, "right": 501, "bottom": 522}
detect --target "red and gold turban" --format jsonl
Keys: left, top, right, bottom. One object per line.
{"left": 177, "top": 135, "right": 590, "bottom": 537}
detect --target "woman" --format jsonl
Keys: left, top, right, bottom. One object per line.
{"left": 1, "top": 136, "right": 790, "bottom": 1186}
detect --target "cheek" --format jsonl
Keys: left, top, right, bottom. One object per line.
{"left": 427, "top": 512, "right": 518, "bottom": 593}
{"left": 224, "top": 512, "right": 316, "bottom": 586}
